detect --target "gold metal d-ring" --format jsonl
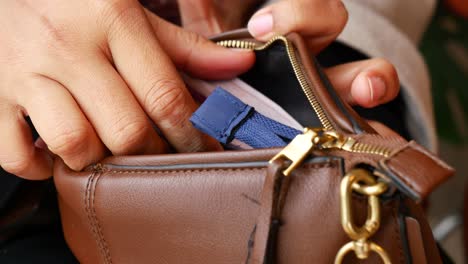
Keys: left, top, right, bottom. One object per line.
{"left": 334, "top": 241, "right": 391, "bottom": 264}
{"left": 340, "top": 169, "right": 382, "bottom": 240}
{"left": 352, "top": 181, "right": 388, "bottom": 196}
{"left": 336, "top": 169, "right": 391, "bottom": 263}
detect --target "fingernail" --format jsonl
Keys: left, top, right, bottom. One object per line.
{"left": 367, "top": 76, "right": 386, "bottom": 102}
{"left": 247, "top": 12, "right": 273, "bottom": 38}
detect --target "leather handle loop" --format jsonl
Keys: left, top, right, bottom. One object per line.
{"left": 379, "top": 141, "right": 454, "bottom": 202}
{"left": 246, "top": 157, "right": 291, "bottom": 264}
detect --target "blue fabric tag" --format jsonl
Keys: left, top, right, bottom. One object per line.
{"left": 190, "top": 87, "right": 301, "bottom": 148}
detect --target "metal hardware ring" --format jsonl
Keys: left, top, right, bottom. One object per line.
{"left": 334, "top": 241, "right": 391, "bottom": 264}
{"left": 352, "top": 181, "right": 388, "bottom": 196}
{"left": 340, "top": 169, "right": 382, "bottom": 240}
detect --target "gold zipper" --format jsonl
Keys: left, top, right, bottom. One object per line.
{"left": 271, "top": 128, "right": 392, "bottom": 175}
{"left": 217, "top": 38, "right": 397, "bottom": 262}
{"left": 216, "top": 40, "right": 258, "bottom": 50}
{"left": 320, "top": 131, "right": 392, "bottom": 158}
{"left": 217, "top": 36, "right": 334, "bottom": 131}
{"left": 217, "top": 37, "right": 393, "bottom": 160}
{"left": 346, "top": 141, "right": 392, "bottom": 157}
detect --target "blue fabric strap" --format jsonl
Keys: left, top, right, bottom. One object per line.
{"left": 190, "top": 88, "right": 301, "bottom": 148}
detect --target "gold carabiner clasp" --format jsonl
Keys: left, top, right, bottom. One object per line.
{"left": 340, "top": 169, "right": 387, "bottom": 240}
{"left": 335, "top": 168, "right": 390, "bottom": 263}
{"left": 334, "top": 240, "right": 391, "bottom": 264}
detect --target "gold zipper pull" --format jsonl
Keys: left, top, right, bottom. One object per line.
{"left": 269, "top": 128, "right": 320, "bottom": 176}
{"left": 270, "top": 128, "right": 394, "bottom": 177}
{"left": 320, "top": 131, "right": 392, "bottom": 158}
{"left": 319, "top": 131, "right": 357, "bottom": 152}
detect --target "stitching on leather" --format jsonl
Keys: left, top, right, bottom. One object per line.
{"left": 85, "top": 171, "right": 107, "bottom": 263}
{"left": 85, "top": 170, "right": 113, "bottom": 264}
{"left": 88, "top": 162, "right": 336, "bottom": 263}
{"left": 386, "top": 142, "right": 453, "bottom": 199}
{"left": 92, "top": 172, "right": 113, "bottom": 264}
{"left": 106, "top": 163, "right": 335, "bottom": 174}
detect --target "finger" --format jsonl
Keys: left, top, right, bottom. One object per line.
{"left": 247, "top": 0, "right": 348, "bottom": 52}
{"left": 107, "top": 6, "right": 220, "bottom": 152}
{"left": 52, "top": 53, "right": 168, "bottom": 156}
{"left": 0, "top": 103, "right": 52, "bottom": 180}
{"left": 18, "top": 75, "right": 107, "bottom": 171}
{"left": 324, "top": 58, "right": 400, "bottom": 108}
{"left": 178, "top": 0, "right": 222, "bottom": 36}
{"left": 144, "top": 9, "right": 255, "bottom": 80}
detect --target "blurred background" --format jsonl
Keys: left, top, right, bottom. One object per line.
{"left": 421, "top": 0, "right": 468, "bottom": 263}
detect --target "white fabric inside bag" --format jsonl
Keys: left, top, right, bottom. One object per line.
{"left": 183, "top": 75, "right": 303, "bottom": 131}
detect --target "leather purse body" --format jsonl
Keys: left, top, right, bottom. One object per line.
{"left": 54, "top": 31, "right": 454, "bottom": 264}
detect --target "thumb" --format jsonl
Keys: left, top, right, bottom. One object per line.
{"left": 247, "top": 0, "right": 348, "bottom": 52}
{"left": 145, "top": 9, "right": 255, "bottom": 80}
{"left": 325, "top": 58, "right": 400, "bottom": 108}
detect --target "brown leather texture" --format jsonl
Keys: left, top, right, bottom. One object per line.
{"left": 248, "top": 158, "right": 290, "bottom": 264}
{"left": 402, "top": 198, "right": 444, "bottom": 263}
{"left": 54, "top": 32, "right": 454, "bottom": 264}
{"left": 55, "top": 136, "right": 449, "bottom": 263}
{"left": 380, "top": 141, "right": 455, "bottom": 202}
{"left": 54, "top": 152, "right": 386, "bottom": 263}
{"left": 405, "top": 217, "right": 428, "bottom": 264}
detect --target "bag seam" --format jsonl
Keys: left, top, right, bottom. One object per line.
{"left": 83, "top": 162, "right": 336, "bottom": 263}
{"left": 383, "top": 144, "right": 418, "bottom": 193}
{"left": 85, "top": 170, "right": 113, "bottom": 264}
{"left": 105, "top": 163, "right": 335, "bottom": 174}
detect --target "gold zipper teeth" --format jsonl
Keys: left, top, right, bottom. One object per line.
{"left": 349, "top": 142, "right": 392, "bottom": 158}
{"left": 217, "top": 36, "right": 334, "bottom": 131}
{"left": 216, "top": 40, "right": 258, "bottom": 50}
{"left": 218, "top": 37, "right": 394, "bottom": 158}
{"left": 286, "top": 45, "right": 334, "bottom": 131}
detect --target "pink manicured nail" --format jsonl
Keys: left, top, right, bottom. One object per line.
{"left": 247, "top": 13, "right": 273, "bottom": 38}
{"left": 367, "top": 76, "right": 386, "bottom": 101}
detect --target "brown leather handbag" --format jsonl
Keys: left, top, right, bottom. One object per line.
{"left": 54, "top": 31, "right": 454, "bottom": 264}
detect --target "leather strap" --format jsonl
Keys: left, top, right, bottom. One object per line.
{"left": 247, "top": 158, "right": 291, "bottom": 264}
{"left": 379, "top": 141, "right": 454, "bottom": 203}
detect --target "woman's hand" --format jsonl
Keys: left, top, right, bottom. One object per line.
{"left": 0, "top": 0, "right": 254, "bottom": 180}
{"left": 179, "top": 0, "right": 400, "bottom": 108}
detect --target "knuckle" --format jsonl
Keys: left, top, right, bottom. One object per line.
{"left": 144, "top": 78, "right": 187, "bottom": 123}
{"left": 100, "top": 0, "right": 143, "bottom": 36}
{"left": 48, "top": 127, "right": 89, "bottom": 157}
{"left": 109, "top": 118, "right": 149, "bottom": 154}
